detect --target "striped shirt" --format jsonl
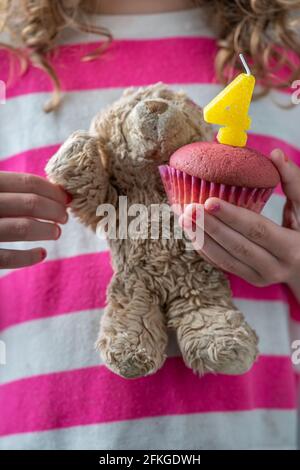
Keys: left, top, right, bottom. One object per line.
{"left": 0, "top": 7, "right": 299, "bottom": 450}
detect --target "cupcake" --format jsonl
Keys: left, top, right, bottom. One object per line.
{"left": 159, "top": 141, "right": 280, "bottom": 214}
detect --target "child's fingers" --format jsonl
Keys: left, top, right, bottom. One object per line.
{"left": 202, "top": 210, "right": 281, "bottom": 281}
{"left": 203, "top": 197, "right": 291, "bottom": 260}
{"left": 0, "top": 247, "right": 46, "bottom": 269}
{"left": 182, "top": 215, "right": 262, "bottom": 285}
{"left": 201, "top": 233, "right": 262, "bottom": 286}
{"left": 0, "top": 193, "right": 68, "bottom": 224}
{"left": 270, "top": 149, "right": 300, "bottom": 203}
{"left": 0, "top": 218, "right": 61, "bottom": 242}
{"left": 0, "top": 172, "right": 71, "bottom": 206}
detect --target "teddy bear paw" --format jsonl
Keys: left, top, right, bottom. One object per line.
{"left": 97, "top": 334, "right": 167, "bottom": 379}
{"left": 177, "top": 309, "right": 259, "bottom": 376}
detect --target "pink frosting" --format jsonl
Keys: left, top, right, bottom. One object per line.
{"left": 170, "top": 142, "right": 280, "bottom": 188}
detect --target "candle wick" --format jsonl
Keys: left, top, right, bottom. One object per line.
{"left": 239, "top": 53, "right": 251, "bottom": 75}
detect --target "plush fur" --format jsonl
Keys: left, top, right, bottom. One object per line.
{"left": 46, "top": 83, "right": 258, "bottom": 379}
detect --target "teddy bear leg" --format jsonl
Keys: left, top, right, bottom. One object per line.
{"left": 96, "top": 272, "right": 168, "bottom": 379}
{"left": 170, "top": 304, "right": 258, "bottom": 375}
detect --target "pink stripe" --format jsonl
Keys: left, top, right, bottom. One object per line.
{"left": 0, "top": 133, "right": 299, "bottom": 184}
{"left": 0, "top": 356, "right": 296, "bottom": 437}
{"left": 228, "top": 274, "right": 288, "bottom": 302}
{"left": 228, "top": 279, "right": 299, "bottom": 322}
{"left": 247, "top": 134, "right": 300, "bottom": 163}
{"left": 0, "top": 252, "right": 112, "bottom": 331}
{"left": 0, "top": 145, "right": 60, "bottom": 176}
{"left": 0, "top": 38, "right": 218, "bottom": 97}
{"left": 0, "top": 251, "right": 295, "bottom": 331}
{"left": 0, "top": 38, "right": 296, "bottom": 98}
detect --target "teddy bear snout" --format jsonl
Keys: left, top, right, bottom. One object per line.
{"left": 122, "top": 96, "right": 200, "bottom": 163}
{"left": 144, "top": 100, "right": 168, "bottom": 115}
{"left": 121, "top": 99, "right": 171, "bottom": 160}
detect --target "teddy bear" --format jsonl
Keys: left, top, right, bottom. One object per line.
{"left": 46, "top": 83, "right": 258, "bottom": 379}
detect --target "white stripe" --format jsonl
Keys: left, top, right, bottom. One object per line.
{"left": 262, "top": 193, "right": 285, "bottom": 226}
{"left": 0, "top": 299, "right": 291, "bottom": 384}
{"left": 0, "top": 85, "right": 298, "bottom": 159}
{"left": 0, "top": 192, "right": 285, "bottom": 278}
{"left": 0, "top": 8, "right": 213, "bottom": 47}
{"left": 60, "top": 8, "right": 214, "bottom": 42}
{"left": 0, "top": 212, "right": 109, "bottom": 277}
{"left": 0, "top": 410, "right": 296, "bottom": 450}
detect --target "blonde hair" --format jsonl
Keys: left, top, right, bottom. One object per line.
{"left": 197, "top": 0, "right": 300, "bottom": 96}
{"left": 1, "top": 0, "right": 300, "bottom": 111}
{"left": 0, "top": 0, "right": 111, "bottom": 111}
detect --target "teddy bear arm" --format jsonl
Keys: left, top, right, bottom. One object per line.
{"left": 45, "top": 131, "right": 117, "bottom": 231}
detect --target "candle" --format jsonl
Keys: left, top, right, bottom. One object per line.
{"left": 204, "top": 54, "right": 255, "bottom": 147}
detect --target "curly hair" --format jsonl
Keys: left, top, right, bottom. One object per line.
{"left": 1, "top": 0, "right": 300, "bottom": 111}
{"left": 0, "top": 0, "right": 112, "bottom": 111}
{"left": 197, "top": 0, "right": 300, "bottom": 96}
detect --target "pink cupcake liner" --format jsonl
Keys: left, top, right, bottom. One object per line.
{"left": 159, "top": 165, "right": 274, "bottom": 214}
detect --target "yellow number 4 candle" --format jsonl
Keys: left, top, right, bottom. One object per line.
{"left": 204, "top": 54, "right": 255, "bottom": 147}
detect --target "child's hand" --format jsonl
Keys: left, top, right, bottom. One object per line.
{"left": 0, "top": 172, "right": 70, "bottom": 269}
{"left": 179, "top": 149, "right": 300, "bottom": 296}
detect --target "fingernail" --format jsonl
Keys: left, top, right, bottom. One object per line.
{"left": 65, "top": 192, "right": 73, "bottom": 205}
{"left": 205, "top": 202, "right": 220, "bottom": 214}
{"left": 40, "top": 249, "right": 47, "bottom": 261}
{"left": 271, "top": 149, "right": 284, "bottom": 160}
{"left": 57, "top": 185, "right": 72, "bottom": 204}
{"left": 55, "top": 225, "right": 61, "bottom": 240}
{"left": 284, "top": 154, "right": 289, "bottom": 163}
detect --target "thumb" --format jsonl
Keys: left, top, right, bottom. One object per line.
{"left": 270, "top": 149, "right": 300, "bottom": 203}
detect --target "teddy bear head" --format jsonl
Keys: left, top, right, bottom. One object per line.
{"left": 90, "top": 83, "right": 213, "bottom": 189}
{"left": 46, "top": 83, "right": 213, "bottom": 230}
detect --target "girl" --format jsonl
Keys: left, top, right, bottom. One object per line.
{"left": 0, "top": 0, "right": 299, "bottom": 450}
